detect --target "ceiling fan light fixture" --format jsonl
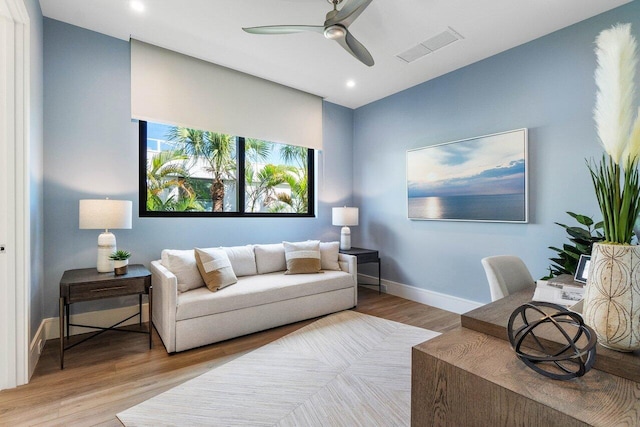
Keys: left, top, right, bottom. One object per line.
{"left": 130, "top": 0, "right": 145, "bottom": 13}
{"left": 324, "top": 25, "right": 346, "bottom": 40}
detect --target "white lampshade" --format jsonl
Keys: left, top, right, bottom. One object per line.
{"left": 79, "top": 199, "right": 132, "bottom": 273}
{"left": 332, "top": 207, "right": 359, "bottom": 226}
{"left": 79, "top": 199, "right": 132, "bottom": 230}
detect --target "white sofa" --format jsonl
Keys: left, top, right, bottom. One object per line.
{"left": 151, "top": 242, "right": 358, "bottom": 353}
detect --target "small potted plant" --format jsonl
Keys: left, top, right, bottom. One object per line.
{"left": 109, "top": 250, "right": 131, "bottom": 275}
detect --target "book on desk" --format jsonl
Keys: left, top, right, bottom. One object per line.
{"left": 533, "top": 274, "right": 585, "bottom": 308}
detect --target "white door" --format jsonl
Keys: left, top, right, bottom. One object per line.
{"left": 0, "top": 0, "right": 29, "bottom": 390}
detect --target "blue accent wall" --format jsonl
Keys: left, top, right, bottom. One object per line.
{"left": 42, "top": 19, "right": 354, "bottom": 318}
{"left": 42, "top": 1, "right": 639, "bottom": 319}
{"left": 352, "top": 2, "right": 640, "bottom": 303}
{"left": 25, "top": 0, "right": 44, "bottom": 339}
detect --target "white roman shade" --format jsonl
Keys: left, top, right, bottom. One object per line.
{"left": 131, "top": 39, "right": 323, "bottom": 150}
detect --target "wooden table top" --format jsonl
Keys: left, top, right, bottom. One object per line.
{"left": 461, "top": 286, "right": 640, "bottom": 382}
{"left": 60, "top": 264, "right": 150, "bottom": 285}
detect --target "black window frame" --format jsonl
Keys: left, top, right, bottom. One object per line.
{"left": 139, "top": 120, "right": 315, "bottom": 218}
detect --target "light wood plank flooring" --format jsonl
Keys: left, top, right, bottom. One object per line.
{"left": 0, "top": 288, "right": 460, "bottom": 426}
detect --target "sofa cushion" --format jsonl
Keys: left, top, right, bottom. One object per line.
{"left": 284, "top": 240, "right": 322, "bottom": 274}
{"left": 194, "top": 248, "right": 238, "bottom": 292}
{"left": 175, "top": 270, "right": 355, "bottom": 321}
{"left": 254, "top": 243, "right": 287, "bottom": 274}
{"left": 223, "top": 245, "right": 257, "bottom": 277}
{"left": 161, "top": 249, "right": 204, "bottom": 293}
{"left": 320, "top": 241, "right": 341, "bottom": 271}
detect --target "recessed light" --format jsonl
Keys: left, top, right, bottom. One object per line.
{"left": 130, "top": 1, "right": 145, "bottom": 12}
{"left": 346, "top": 80, "right": 356, "bottom": 88}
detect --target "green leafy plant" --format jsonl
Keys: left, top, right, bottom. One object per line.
{"left": 544, "top": 212, "right": 604, "bottom": 279}
{"left": 109, "top": 250, "right": 131, "bottom": 261}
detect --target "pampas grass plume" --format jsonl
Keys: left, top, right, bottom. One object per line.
{"left": 594, "top": 23, "right": 637, "bottom": 164}
{"left": 628, "top": 108, "right": 640, "bottom": 162}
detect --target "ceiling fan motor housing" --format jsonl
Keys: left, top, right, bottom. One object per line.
{"left": 324, "top": 25, "right": 347, "bottom": 40}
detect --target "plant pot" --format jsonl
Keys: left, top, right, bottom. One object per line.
{"left": 583, "top": 242, "right": 640, "bottom": 352}
{"left": 114, "top": 260, "right": 129, "bottom": 276}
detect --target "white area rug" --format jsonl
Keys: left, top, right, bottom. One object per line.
{"left": 117, "top": 310, "right": 439, "bottom": 426}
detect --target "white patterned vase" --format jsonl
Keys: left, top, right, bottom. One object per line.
{"left": 583, "top": 242, "right": 640, "bottom": 352}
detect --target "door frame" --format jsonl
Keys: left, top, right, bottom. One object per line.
{"left": 0, "top": 0, "right": 30, "bottom": 390}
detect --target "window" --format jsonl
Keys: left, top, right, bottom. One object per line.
{"left": 139, "top": 121, "right": 314, "bottom": 217}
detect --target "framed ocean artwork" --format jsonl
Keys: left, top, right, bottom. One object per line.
{"left": 406, "top": 129, "right": 528, "bottom": 222}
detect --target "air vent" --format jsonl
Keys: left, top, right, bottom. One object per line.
{"left": 396, "top": 44, "right": 432, "bottom": 63}
{"left": 422, "top": 29, "right": 460, "bottom": 51}
{"left": 396, "top": 27, "right": 463, "bottom": 64}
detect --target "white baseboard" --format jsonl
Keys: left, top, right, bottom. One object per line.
{"left": 40, "top": 303, "right": 150, "bottom": 342}
{"left": 358, "top": 273, "right": 484, "bottom": 314}
{"left": 28, "top": 321, "right": 47, "bottom": 379}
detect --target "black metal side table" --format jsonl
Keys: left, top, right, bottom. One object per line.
{"left": 339, "top": 247, "right": 381, "bottom": 294}
{"left": 59, "top": 264, "right": 152, "bottom": 369}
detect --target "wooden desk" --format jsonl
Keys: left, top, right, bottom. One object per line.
{"left": 461, "top": 287, "right": 640, "bottom": 382}
{"left": 59, "top": 264, "right": 152, "bottom": 369}
{"left": 412, "top": 286, "right": 640, "bottom": 426}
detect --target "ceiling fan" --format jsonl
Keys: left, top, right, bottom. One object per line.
{"left": 243, "top": 0, "right": 374, "bottom": 67}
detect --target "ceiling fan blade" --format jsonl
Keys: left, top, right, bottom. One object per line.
{"left": 335, "top": 30, "right": 374, "bottom": 66}
{"left": 326, "top": 0, "right": 373, "bottom": 28}
{"left": 243, "top": 25, "right": 324, "bottom": 35}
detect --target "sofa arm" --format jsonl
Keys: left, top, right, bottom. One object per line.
{"left": 339, "top": 253, "right": 358, "bottom": 306}
{"left": 150, "top": 260, "right": 178, "bottom": 353}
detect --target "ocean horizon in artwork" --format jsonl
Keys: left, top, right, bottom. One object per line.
{"left": 408, "top": 193, "right": 525, "bottom": 221}
{"left": 407, "top": 129, "right": 527, "bottom": 222}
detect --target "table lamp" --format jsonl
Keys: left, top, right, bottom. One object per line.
{"left": 79, "top": 199, "right": 132, "bottom": 272}
{"left": 332, "top": 207, "right": 359, "bottom": 250}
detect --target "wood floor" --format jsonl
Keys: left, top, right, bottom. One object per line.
{"left": 0, "top": 288, "right": 460, "bottom": 426}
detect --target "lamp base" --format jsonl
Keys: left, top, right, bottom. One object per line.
{"left": 340, "top": 226, "right": 351, "bottom": 251}
{"left": 97, "top": 231, "right": 116, "bottom": 273}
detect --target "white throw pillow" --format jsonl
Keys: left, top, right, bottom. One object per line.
{"left": 319, "top": 241, "right": 341, "bottom": 271}
{"left": 161, "top": 249, "right": 204, "bottom": 292}
{"left": 194, "top": 247, "right": 238, "bottom": 292}
{"left": 254, "top": 243, "right": 287, "bottom": 274}
{"left": 223, "top": 245, "right": 257, "bottom": 277}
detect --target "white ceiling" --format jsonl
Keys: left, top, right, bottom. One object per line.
{"left": 39, "top": 0, "right": 630, "bottom": 109}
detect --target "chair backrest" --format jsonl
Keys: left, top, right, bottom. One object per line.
{"left": 481, "top": 255, "right": 535, "bottom": 302}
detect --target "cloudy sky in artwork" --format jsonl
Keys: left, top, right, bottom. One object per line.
{"left": 407, "top": 130, "right": 526, "bottom": 198}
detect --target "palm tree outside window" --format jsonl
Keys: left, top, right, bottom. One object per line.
{"left": 139, "top": 121, "right": 314, "bottom": 217}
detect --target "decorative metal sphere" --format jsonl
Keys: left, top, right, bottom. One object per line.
{"left": 507, "top": 301, "right": 597, "bottom": 380}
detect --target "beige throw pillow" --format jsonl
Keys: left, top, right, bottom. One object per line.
{"left": 194, "top": 247, "right": 238, "bottom": 292}
{"left": 254, "top": 243, "right": 287, "bottom": 274}
{"left": 223, "top": 245, "right": 257, "bottom": 277}
{"left": 283, "top": 241, "right": 322, "bottom": 275}
{"left": 161, "top": 249, "right": 205, "bottom": 293}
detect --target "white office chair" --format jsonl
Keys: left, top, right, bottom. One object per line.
{"left": 481, "top": 255, "right": 535, "bottom": 302}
